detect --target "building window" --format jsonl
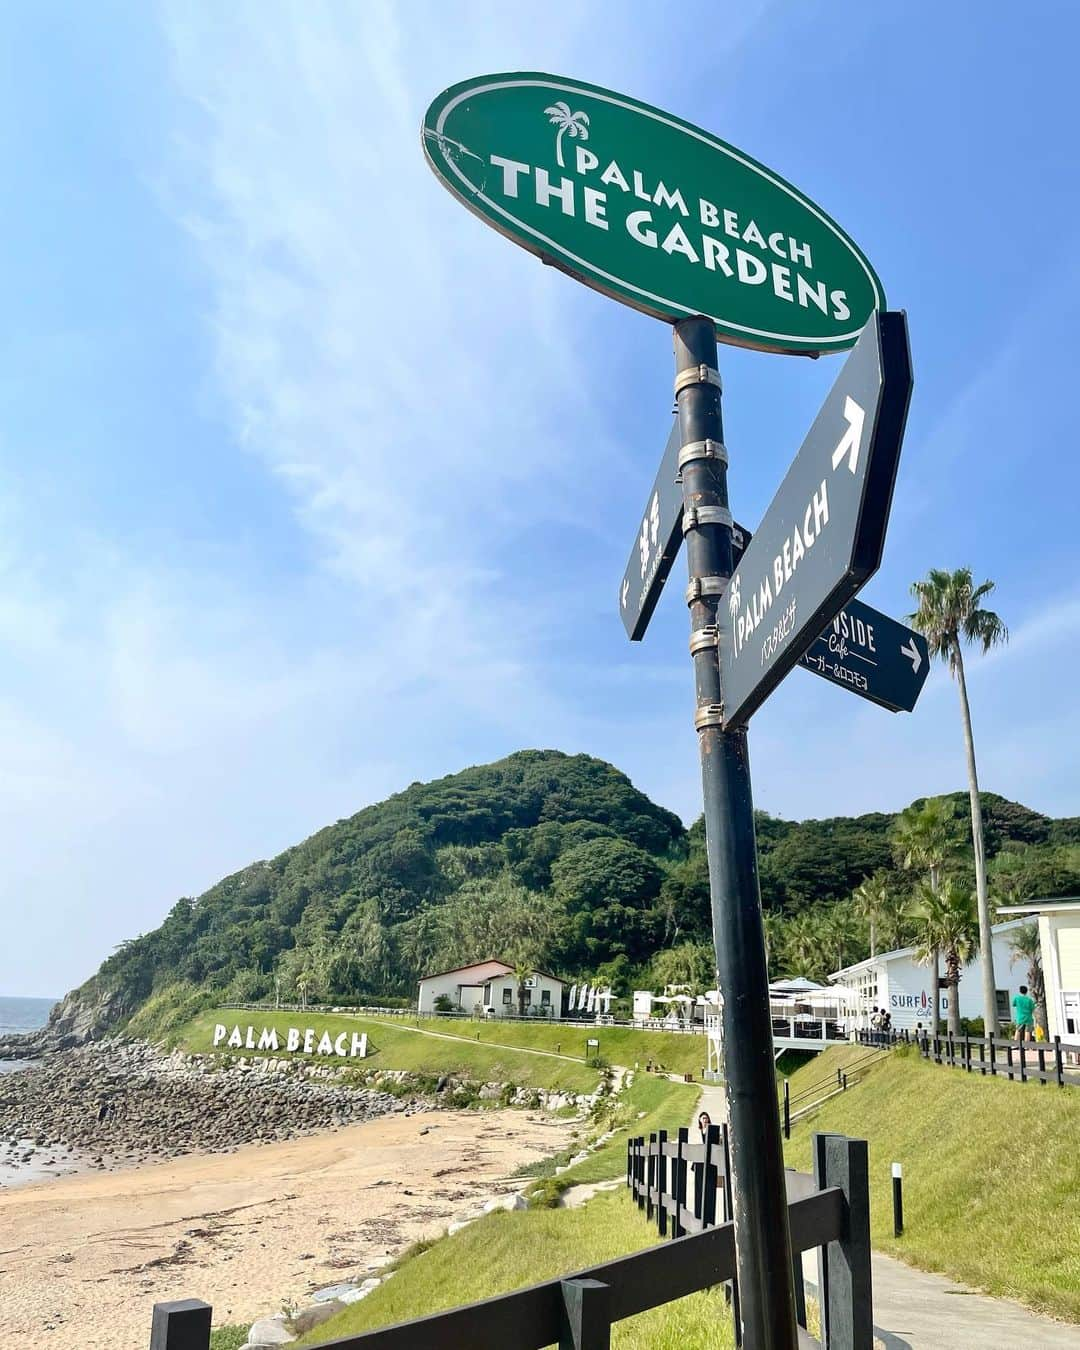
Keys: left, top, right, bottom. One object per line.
{"left": 522, "top": 990, "right": 532, "bottom": 1007}
{"left": 996, "top": 990, "right": 1010, "bottom": 1025}
{"left": 502, "top": 987, "right": 512, "bottom": 1005}
{"left": 541, "top": 989, "right": 551, "bottom": 1007}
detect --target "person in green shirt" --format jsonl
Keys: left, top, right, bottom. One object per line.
{"left": 1011, "top": 986, "right": 1036, "bottom": 1042}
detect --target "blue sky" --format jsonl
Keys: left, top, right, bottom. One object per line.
{"left": 2, "top": 2, "right": 1079, "bottom": 998}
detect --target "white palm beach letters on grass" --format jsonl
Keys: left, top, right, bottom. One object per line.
{"left": 544, "top": 101, "right": 590, "bottom": 169}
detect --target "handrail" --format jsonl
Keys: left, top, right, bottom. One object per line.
{"left": 785, "top": 1048, "right": 887, "bottom": 1106}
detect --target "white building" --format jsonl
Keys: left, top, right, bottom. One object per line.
{"left": 417, "top": 959, "right": 564, "bottom": 1017}
{"left": 830, "top": 918, "right": 1030, "bottom": 1032}
{"left": 998, "top": 899, "right": 1080, "bottom": 1044}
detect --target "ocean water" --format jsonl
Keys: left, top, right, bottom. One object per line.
{"left": 0, "top": 994, "right": 75, "bottom": 1187}
{"left": 0, "top": 996, "right": 56, "bottom": 1075}
{"left": 0, "top": 994, "right": 56, "bottom": 1036}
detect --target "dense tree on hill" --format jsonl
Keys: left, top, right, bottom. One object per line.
{"left": 82, "top": 748, "right": 1076, "bottom": 1028}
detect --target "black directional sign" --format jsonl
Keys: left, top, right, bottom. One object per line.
{"left": 718, "top": 311, "right": 913, "bottom": 728}
{"left": 798, "top": 597, "right": 930, "bottom": 713}
{"left": 619, "top": 419, "right": 683, "bottom": 640}
{"left": 619, "top": 430, "right": 752, "bottom": 642}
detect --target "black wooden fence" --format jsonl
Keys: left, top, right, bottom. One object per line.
{"left": 150, "top": 1129, "right": 872, "bottom": 1350}
{"left": 856, "top": 1028, "right": 1075, "bottom": 1087}
{"left": 626, "top": 1122, "right": 731, "bottom": 1237}
{"left": 151, "top": 1129, "right": 869, "bottom": 1350}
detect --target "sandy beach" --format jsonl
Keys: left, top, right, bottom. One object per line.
{"left": 0, "top": 1107, "right": 572, "bottom": 1349}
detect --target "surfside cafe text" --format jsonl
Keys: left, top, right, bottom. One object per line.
{"left": 212, "top": 1023, "right": 369, "bottom": 1059}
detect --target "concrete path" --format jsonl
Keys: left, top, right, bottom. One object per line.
{"left": 692, "top": 1081, "right": 727, "bottom": 1127}
{"left": 802, "top": 1249, "right": 1080, "bottom": 1349}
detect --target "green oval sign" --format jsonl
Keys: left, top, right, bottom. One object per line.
{"left": 423, "top": 73, "right": 885, "bottom": 356}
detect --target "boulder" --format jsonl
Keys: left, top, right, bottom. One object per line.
{"left": 289, "top": 1301, "right": 344, "bottom": 1334}
{"left": 482, "top": 1191, "right": 527, "bottom": 1213}
{"left": 308, "top": 1283, "right": 357, "bottom": 1305}
{"left": 246, "top": 1315, "right": 295, "bottom": 1346}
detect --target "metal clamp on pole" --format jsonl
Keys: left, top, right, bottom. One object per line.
{"left": 685, "top": 576, "right": 727, "bottom": 605}
{"left": 694, "top": 703, "right": 724, "bottom": 732}
{"left": 689, "top": 625, "right": 718, "bottom": 656}
{"left": 678, "top": 438, "right": 728, "bottom": 470}
{"left": 683, "top": 505, "right": 733, "bottom": 534}
{"left": 673, "top": 363, "right": 722, "bottom": 396}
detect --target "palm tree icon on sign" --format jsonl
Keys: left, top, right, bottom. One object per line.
{"left": 544, "top": 102, "right": 590, "bottom": 168}
{"left": 728, "top": 575, "right": 741, "bottom": 620}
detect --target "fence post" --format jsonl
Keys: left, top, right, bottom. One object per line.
{"left": 656, "top": 1129, "right": 668, "bottom": 1237}
{"left": 150, "top": 1300, "right": 212, "bottom": 1350}
{"left": 702, "top": 1123, "right": 720, "bottom": 1227}
{"left": 783, "top": 1079, "right": 791, "bottom": 1140}
{"left": 559, "top": 1278, "right": 611, "bottom": 1350}
{"left": 673, "top": 1128, "right": 688, "bottom": 1238}
{"left": 813, "top": 1134, "right": 872, "bottom": 1350}
{"left": 646, "top": 1133, "right": 656, "bottom": 1223}
{"left": 722, "top": 1122, "right": 741, "bottom": 1342}
{"left": 1019, "top": 1038, "right": 1027, "bottom": 1084}
{"left": 1037, "top": 1042, "right": 1047, "bottom": 1086}
{"left": 1006, "top": 1042, "right": 1014, "bottom": 1081}
{"left": 1054, "top": 1036, "right": 1064, "bottom": 1088}
{"left": 964, "top": 1034, "right": 971, "bottom": 1072}
{"left": 988, "top": 1037, "right": 996, "bottom": 1077}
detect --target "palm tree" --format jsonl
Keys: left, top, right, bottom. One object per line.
{"left": 544, "top": 102, "right": 590, "bottom": 169}
{"left": 762, "top": 912, "right": 785, "bottom": 974}
{"left": 1007, "top": 922, "right": 1048, "bottom": 1036}
{"left": 513, "top": 960, "right": 532, "bottom": 1018}
{"left": 910, "top": 568, "right": 1008, "bottom": 1035}
{"left": 783, "top": 912, "right": 821, "bottom": 979}
{"left": 824, "top": 904, "right": 858, "bottom": 973}
{"left": 851, "top": 872, "right": 891, "bottom": 957}
{"left": 909, "top": 879, "right": 979, "bottom": 1036}
{"left": 893, "top": 798, "right": 957, "bottom": 1032}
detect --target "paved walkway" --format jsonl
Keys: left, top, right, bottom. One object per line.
{"left": 800, "top": 1249, "right": 1080, "bottom": 1349}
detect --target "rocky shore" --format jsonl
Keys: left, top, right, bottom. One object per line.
{"left": 0, "top": 1038, "right": 412, "bottom": 1179}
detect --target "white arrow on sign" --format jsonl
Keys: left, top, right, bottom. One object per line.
{"left": 621, "top": 578, "right": 629, "bottom": 610}
{"left": 831, "top": 395, "right": 866, "bottom": 475}
{"left": 900, "top": 638, "right": 922, "bottom": 673}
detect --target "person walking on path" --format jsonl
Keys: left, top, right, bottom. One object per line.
{"left": 1012, "top": 985, "right": 1036, "bottom": 1042}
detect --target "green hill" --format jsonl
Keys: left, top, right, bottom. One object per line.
{"left": 46, "top": 749, "right": 1080, "bottom": 1036}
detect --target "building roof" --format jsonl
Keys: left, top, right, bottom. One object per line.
{"left": 999, "top": 898, "right": 1080, "bottom": 915}
{"left": 418, "top": 958, "right": 513, "bottom": 985}
{"left": 829, "top": 917, "right": 1029, "bottom": 982}
{"left": 418, "top": 959, "right": 565, "bottom": 987}
{"left": 770, "top": 977, "right": 825, "bottom": 991}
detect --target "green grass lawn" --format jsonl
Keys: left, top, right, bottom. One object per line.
{"left": 303, "top": 1013, "right": 710, "bottom": 1078}
{"left": 181, "top": 1009, "right": 600, "bottom": 1094}
{"left": 296, "top": 1075, "right": 717, "bottom": 1348}
{"left": 783, "top": 1043, "right": 1080, "bottom": 1322}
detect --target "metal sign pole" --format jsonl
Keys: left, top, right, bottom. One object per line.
{"left": 674, "top": 316, "right": 798, "bottom": 1350}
